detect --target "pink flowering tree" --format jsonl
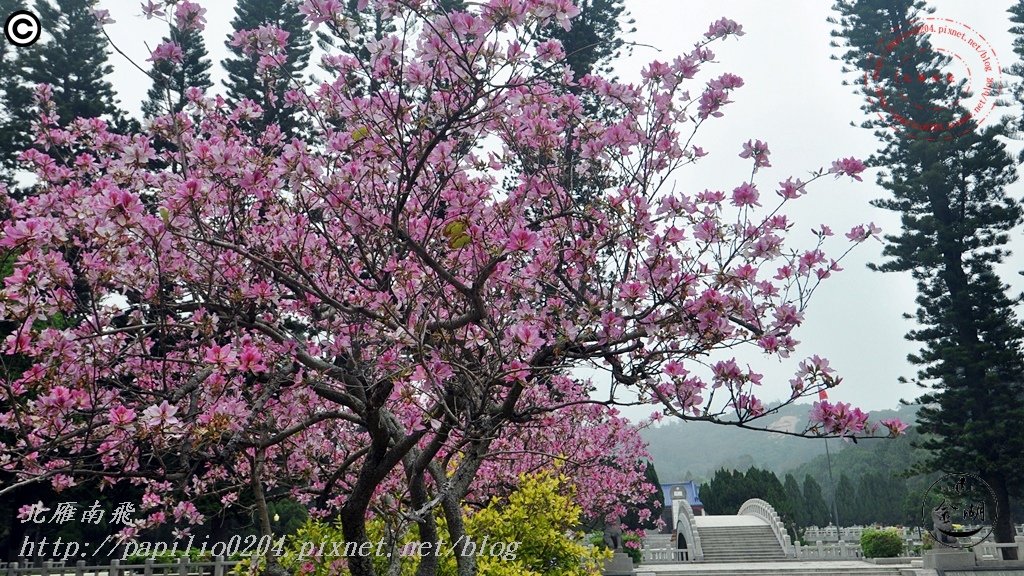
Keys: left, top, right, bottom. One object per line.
{"left": 0, "top": 2, "right": 904, "bottom": 575}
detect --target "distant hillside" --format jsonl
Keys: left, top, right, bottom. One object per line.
{"left": 642, "top": 403, "right": 919, "bottom": 483}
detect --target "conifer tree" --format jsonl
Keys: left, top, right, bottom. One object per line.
{"left": 0, "top": 0, "right": 131, "bottom": 184}
{"left": 539, "top": 0, "right": 633, "bottom": 81}
{"left": 142, "top": 25, "right": 212, "bottom": 118}
{"left": 1, "top": 0, "right": 133, "bottom": 189}
{"left": 834, "top": 474, "right": 859, "bottom": 526}
{"left": 0, "top": 0, "right": 25, "bottom": 185}
{"left": 1008, "top": 2, "right": 1024, "bottom": 151}
{"left": 803, "top": 475, "right": 831, "bottom": 527}
{"left": 784, "top": 473, "right": 808, "bottom": 528}
{"left": 832, "top": 0, "right": 1024, "bottom": 556}
{"left": 222, "top": 0, "right": 311, "bottom": 136}
{"left": 12, "top": 0, "right": 126, "bottom": 125}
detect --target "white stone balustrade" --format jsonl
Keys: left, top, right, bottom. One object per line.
{"left": 737, "top": 498, "right": 794, "bottom": 557}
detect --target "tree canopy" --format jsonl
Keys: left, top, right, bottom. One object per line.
{"left": 0, "top": 2, "right": 905, "bottom": 575}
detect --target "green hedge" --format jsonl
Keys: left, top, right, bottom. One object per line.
{"left": 860, "top": 528, "right": 903, "bottom": 558}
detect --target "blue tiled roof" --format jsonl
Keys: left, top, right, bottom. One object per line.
{"left": 661, "top": 481, "right": 703, "bottom": 506}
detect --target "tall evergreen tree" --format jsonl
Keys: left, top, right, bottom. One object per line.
{"left": 142, "top": 25, "right": 212, "bottom": 118}
{"left": 803, "top": 475, "right": 831, "bottom": 527}
{"left": 699, "top": 467, "right": 794, "bottom": 520}
{"left": 0, "top": 0, "right": 131, "bottom": 183}
{"left": 834, "top": 474, "right": 859, "bottom": 527}
{"left": 10, "top": 0, "right": 126, "bottom": 125}
{"left": 538, "top": 0, "right": 633, "bottom": 81}
{"left": 0, "top": 0, "right": 26, "bottom": 185}
{"left": 784, "top": 473, "right": 808, "bottom": 528}
{"left": 623, "top": 461, "right": 664, "bottom": 531}
{"left": 857, "top": 470, "right": 909, "bottom": 526}
{"left": 832, "top": 0, "right": 1024, "bottom": 557}
{"left": 222, "top": 0, "right": 312, "bottom": 136}
{"left": 1009, "top": 2, "right": 1024, "bottom": 153}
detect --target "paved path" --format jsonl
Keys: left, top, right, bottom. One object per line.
{"left": 634, "top": 559, "right": 912, "bottom": 574}
{"left": 692, "top": 515, "right": 767, "bottom": 527}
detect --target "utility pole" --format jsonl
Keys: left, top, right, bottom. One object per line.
{"left": 825, "top": 437, "right": 840, "bottom": 531}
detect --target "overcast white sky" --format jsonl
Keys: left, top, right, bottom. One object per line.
{"left": 91, "top": 0, "right": 1024, "bottom": 418}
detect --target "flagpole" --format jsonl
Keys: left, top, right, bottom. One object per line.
{"left": 825, "top": 437, "right": 840, "bottom": 530}
{"left": 819, "top": 388, "right": 840, "bottom": 532}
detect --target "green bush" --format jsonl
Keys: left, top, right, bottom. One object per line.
{"left": 234, "top": 471, "right": 607, "bottom": 576}
{"left": 860, "top": 528, "right": 904, "bottom": 558}
{"left": 587, "top": 531, "right": 641, "bottom": 565}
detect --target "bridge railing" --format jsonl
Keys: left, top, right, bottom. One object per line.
{"left": 675, "top": 499, "right": 704, "bottom": 561}
{"left": 738, "top": 498, "right": 793, "bottom": 557}
{"left": 793, "top": 540, "right": 863, "bottom": 559}
{"left": 640, "top": 548, "right": 690, "bottom": 564}
{"left": 2, "top": 558, "right": 241, "bottom": 576}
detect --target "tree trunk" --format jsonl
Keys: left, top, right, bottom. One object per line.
{"left": 410, "top": 471, "right": 440, "bottom": 576}
{"left": 340, "top": 506, "right": 377, "bottom": 576}
{"left": 251, "top": 450, "right": 290, "bottom": 576}
{"left": 439, "top": 491, "right": 475, "bottom": 576}
{"left": 986, "top": 471, "right": 1018, "bottom": 560}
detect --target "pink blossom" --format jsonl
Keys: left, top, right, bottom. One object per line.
{"left": 881, "top": 418, "right": 909, "bottom": 437}
{"left": 142, "top": 491, "right": 162, "bottom": 510}
{"left": 709, "top": 73, "right": 744, "bottom": 91}
{"left": 108, "top": 405, "right": 137, "bottom": 426}
{"left": 511, "top": 324, "right": 542, "bottom": 351}
{"left": 776, "top": 177, "right": 805, "bottom": 199}
{"left": 731, "top": 393, "right": 765, "bottom": 417}
{"left": 798, "top": 354, "right": 833, "bottom": 378}
{"left": 148, "top": 42, "right": 183, "bottom": 65}
{"left": 51, "top": 475, "right": 76, "bottom": 491}
{"left": 705, "top": 17, "right": 745, "bottom": 39}
{"left": 731, "top": 182, "right": 760, "bottom": 207}
{"left": 172, "top": 501, "right": 203, "bottom": 525}
{"left": 773, "top": 304, "right": 802, "bottom": 329}
{"left": 238, "top": 345, "right": 268, "bottom": 373}
{"left": 92, "top": 9, "right": 114, "bottom": 25}
{"left": 203, "top": 343, "right": 237, "bottom": 369}
{"left": 140, "top": 1, "right": 165, "bottom": 19}
{"left": 37, "top": 386, "right": 80, "bottom": 413}
{"left": 300, "top": 0, "right": 344, "bottom": 29}
{"left": 698, "top": 87, "right": 732, "bottom": 119}
{"left": 809, "top": 400, "right": 869, "bottom": 437}
{"left": 174, "top": 1, "right": 208, "bottom": 32}
{"left": 618, "top": 280, "right": 647, "bottom": 301}
{"left": 142, "top": 401, "right": 179, "bottom": 428}
{"left": 773, "top": 264, "right": 793, "bottom": 280}
{"left": 738, "top": 139, "right": 771, "bottom": 170}
{"left": 829, "top": 157, "right": 866, "bottom": 181}
{"left": 693, "top": 219, "right": 720, "bottom": 242}
{"left": 845, "top": 222, "right": 882, "bottom": 242}
{"left": 535, "top": 40, "right": 565, "bottom": 62}
{"left": 697, "top": 189, "right": 725, "bottom": 204}
{"left": 673, "top": 55, "right": 700, "bottom": 79}
{"left": 506, "top": 226, "right": 538, "bottom": 251}
{"left": 664, "top": 361, "right": 687, "bottom": 377}
{"left": 711, "top": 359, "right": 743, "bottom": 387}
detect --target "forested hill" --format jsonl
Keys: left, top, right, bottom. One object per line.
{"left": 643, "top": 403, "right": 920, "bottom": 483}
